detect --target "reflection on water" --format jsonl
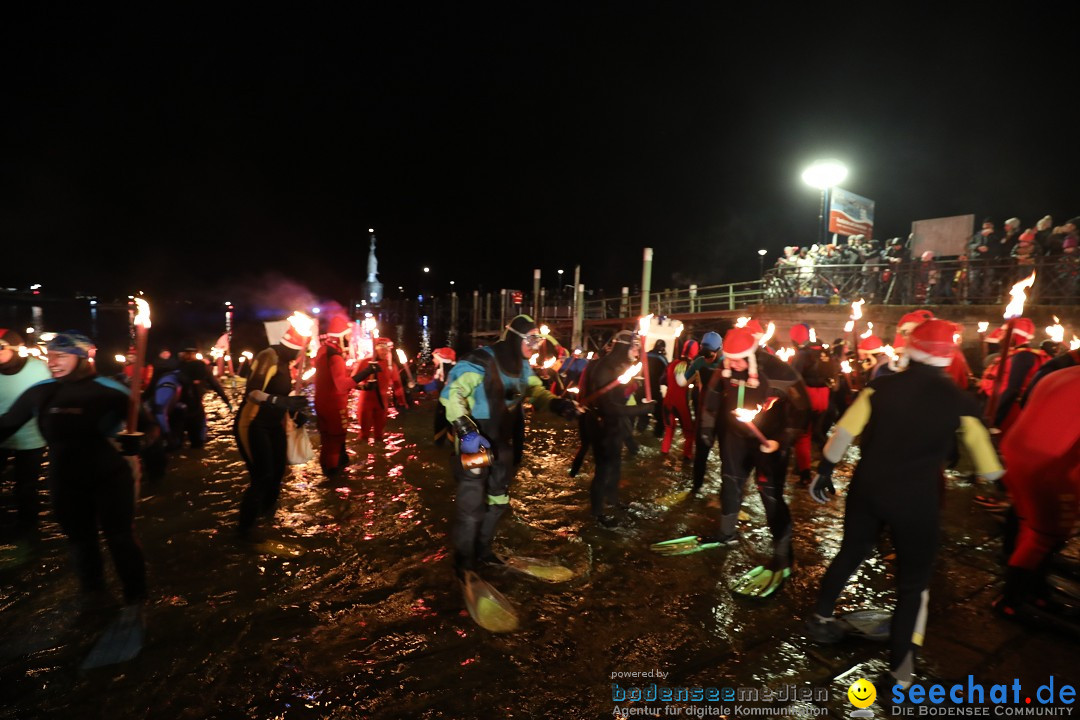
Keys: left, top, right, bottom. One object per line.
{"left": 0, "top": 388, "right": 1077, "bottom": 718}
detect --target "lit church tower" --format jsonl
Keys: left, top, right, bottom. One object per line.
{"left": 362, "top": 228, "right": 384, "bottom": 305}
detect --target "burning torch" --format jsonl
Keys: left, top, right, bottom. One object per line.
{"left": 639, "top": 314, "right": 653, "bottom": 402}
{"left": 396, "top": 348, "right": 415, "bottom": 387}
{"left": 985, "top": 272, "right": 1035, "bottom": 424}
{"left": 732, "top": 397, "right": 780, "bottom": 454}
{"left": 579, "top": 362, "right": 641, "bottom": 406}
{"left": 977, "top": 321, "right": 989, "bottom": 369}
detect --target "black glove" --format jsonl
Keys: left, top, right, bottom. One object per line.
{"left": 116, "top": 431, "right": 144, "bottom": 457}
{"left": 549, "top": 397, "right": 580, "bottom": 420}
{"left": 271, "top": 395, "right": 308, "bottom": 413}
{"left": 292, "top": 410, "right": 309, "bottom": 428}
{"left": 809, "top": 460, "right": 836, "bottom": 504}
{"left": 352, "top": 362, "right": 380, "bottom": 383}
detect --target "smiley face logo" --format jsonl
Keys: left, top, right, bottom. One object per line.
{"left": 848, "top": 678, "right": 876, "bottom": 708}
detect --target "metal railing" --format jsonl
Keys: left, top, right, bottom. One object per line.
{"left": 762, "top": 257, "right": 1078, "bottom": 306}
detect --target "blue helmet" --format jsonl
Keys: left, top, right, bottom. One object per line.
{"left": 701, "top": 331, "right": 722, "bottom": 354}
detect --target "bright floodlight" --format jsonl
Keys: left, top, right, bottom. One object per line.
{"left": 801, "top": 160, "right": 848, "bottom": 189}
{"left": 423, "top": 267, "right": 430, "bottom": 273}
{"left": 758, "top": 249, "right": 768, "bottom": 256}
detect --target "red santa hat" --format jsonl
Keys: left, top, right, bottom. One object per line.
{"left": 721, "top": 327, "right": 759, "bottom": 387}
{"left": 906, "top": 319, "right": 956, "bottom": 367}
{"left": 280, "top": 325, "right": 311, "bottom": 350}
{"left": 897, "top": 309, "right": 935, "bottom": 335}
{"left": 433, "top": 347, "right": 457, "bottom": 364}
{"left": 1009, "top": 318, "right": 1035, "bottom": 344}
{"left": 986, "top": 326, "right": 1004, "bottom": 345}
{"left": 322, "top": 315, "right": 352, "bottom": 350}
{"left": 743, "top": 318, "right": 765, "bottom": 338}
{"left": 857, "top": 335, "right": 885, "bottom": 354}
{"left": 788, "top": 323, "right": 811, "bottom": 346}
{"left": 891, "top": 331, "right": 906, "bottom": 350}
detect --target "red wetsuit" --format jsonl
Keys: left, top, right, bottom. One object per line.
{"left": 1000, "top": 365, "right": 1080, "bottom": 572}
{"left": 313, "top": 344, "right": 357, "bottom": 471}
{"left": 354, "top": 355, "right": 406, "bottom": 443}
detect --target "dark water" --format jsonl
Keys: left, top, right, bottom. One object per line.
{"left": 2, "top": 387, "right": 1079, "bottom": 719}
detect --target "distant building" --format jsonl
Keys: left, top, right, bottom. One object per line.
{"left": 362, "top": 230, "right": 384, "bottom": 306}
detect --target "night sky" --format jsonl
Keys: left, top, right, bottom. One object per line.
{"left": 3, "top": 6, "right": 1076, "bottom": 304}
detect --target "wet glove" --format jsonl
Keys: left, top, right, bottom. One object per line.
{"left": 549, "top": 397, "right": 580, "bottom": 420}
{"left": 352, "top": 362, "right": 381, "bottom": 383}
{"left": 268, "top": 394, "right": 308, "bottom": 413}
{"left": 451, "top": 416, "right": 490, "bottom": 454}
{"left": 809, "top": 460, "right": 836, "bottom": 504}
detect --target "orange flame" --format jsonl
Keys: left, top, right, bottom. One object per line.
{"left": 850, "top": 299, "right": 865, "bottom": 320}
{"left": 288, "top": 311, "right": 314, "bottom": 337}
{"left": 134, "top": 298, "right": 151, "bottom": 329}
{"left": 735, "top": 316, "right": 750, "bottom": 328}
{"left": 618, "top": 362, "right": 642, "bottom": 385}
{"left": 840, "top": 359, "right": 852, "bottom": 373}
{"left": 396, "top": 348, "right": 408, "bottom": 365}
{"left": 1003, "top": 272, "right": 1036, "bottom": 319}
{"left": 977, "top": 322, "right": 989, "bottom": 333}
{"left": 1045, "top": 316, "right": 1064, "bottom": 343}
{"left": 758, "top": 322, "right": 775, "bottom": 345}
{"left": 542, "top": 356, "right": 557, "bottom": 369}
{"left": 1071, "top": 336, "right": 1080, "bottom": 351}
{"left": 859, "top": 322, "right": 874, "bottom": 339}
{"left": 843, "top": 320, "right": 855, "bottom": 333}
{"left": 732, "top": 396, "right": 779, "bottom": 423}
{"left": 301, "top": 368, "right": 316, "bottom": 381}
{"left": 775, "top": 347, "right": 795, "bottom": 362}
{"left": 638, "top": 314, "right": 653, "bottom": 335}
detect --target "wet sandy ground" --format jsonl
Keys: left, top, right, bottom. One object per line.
{"left": 1, "top": 387, "right": 1079, "bottom": 719}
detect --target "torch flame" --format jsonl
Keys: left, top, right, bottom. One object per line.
{"left": 301, "top": 368, "right": 316, "bottom": 381}
{"left": 859, "top": 322, "right": 874, "bottom": 339}
{"left": 850, "top": 299, "right": 865, "bottom": 320}
{"left": 288, "top": 311, "right": 314, "bottom": 337}
{"left": 617, "top": 362, "right": 642, "bottom": 385}
{"left": 882, "top": 345, "right": 897, "bottom": 361}
{"left": 735, "top": 317, "right": 750, "bottom": 328}
{"left": 732, "top": 397, "right": 779, "bottom": 423}
{"left": 241, "top": 350, "right": 254, "bottom": 360}
{"left": 809, "top": 328, "right": 817, "bottom": 343}
{"left": 759, "top": 322, "right": 775, "bottom": 345}
{"left": 977, "top": 322, "right": 989, "bottom": 333}
{"left": 1045, "top": 316, "right": 1064, "bottom": 343}
{"left": 529, "top": 353, "right": 539, "bottom": 366}
{"left": 1071, "top": 336, "right": 1080, "bottom": 351}
{"left": 775, "top": 347, "right": 795, "bottom": 362}
{"left": 840, "top": 359, "right": 852, "bottom": 373}
{"left": 396, "top": 348, "right": 408, "bottom": 365}
{"left": 843, "top": 320, "right": 854, "bottom": 333}
{"left": 638, "top": 314, "right": 653, "bottom": 335}
{"left": 586, "top": 351, "right": 594, "bottom": 360}
{"left": 114, "top": 354, "right": 127, "bottom": 363}
{"left": 567, "top": 387, "right": 580, "bottom": 393}
{"left": 1003, "top": 272, "right": 1036, "bottom": 319}
{"left": 134, "top": 298, "right": 151, "bottom": 329}
{"left": 539, "top": 324, "right": 550, "bottom": 336}
{"left": 542, "top": 356, "right": 557, "bottom": 369}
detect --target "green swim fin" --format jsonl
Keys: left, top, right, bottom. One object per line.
{"left": 81, "top": 605, "right": 145, "bottom": 670}
{"left": 655, "top": 489, "right": 690, "bottom": 507}
{"left": 650, "top": 535, "right": 724, "bottom": 557}
{"left": 731, "top": 566, "right": 790, "bottom": 598}
{"left": 461, "top": 571, "right": 519, "bottom": 633}
{"left": 501, "top": 555, "right": 575, "bottom": 582}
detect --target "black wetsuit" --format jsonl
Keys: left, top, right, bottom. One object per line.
{"left": 179, "top": 359, "right": 230, "bottom": 448}
{"left": 234, "top": 347, "right": 294, "bottom": 533}
{"left": 583, "top": 347, "right": 651, "bottom": 518}
{"left": 0, "top": 374, "right": 147, "bottom": 604}
{"left": 701, "top": 352, "right": 809, "bottom": 565}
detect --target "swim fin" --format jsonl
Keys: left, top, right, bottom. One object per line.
{"left": 81, "top": 604, "right": 145, "bottom": 670}
{"left": 650, "top": 535, "right": 725, "bottom": 556}
{"left": 654, "top": 489, "right": 690, "bottom": 507}
{"left": 731, "top": 565, "right": 790, "bottom": 598}
{"left": 500, "top": 555, "right": 574, "bottom": 582}
{"left": 461, "top": 571, "right": 519, "bottom": 633}
{"left": 838, "top": 609, "right": 891, "bottom": 641}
